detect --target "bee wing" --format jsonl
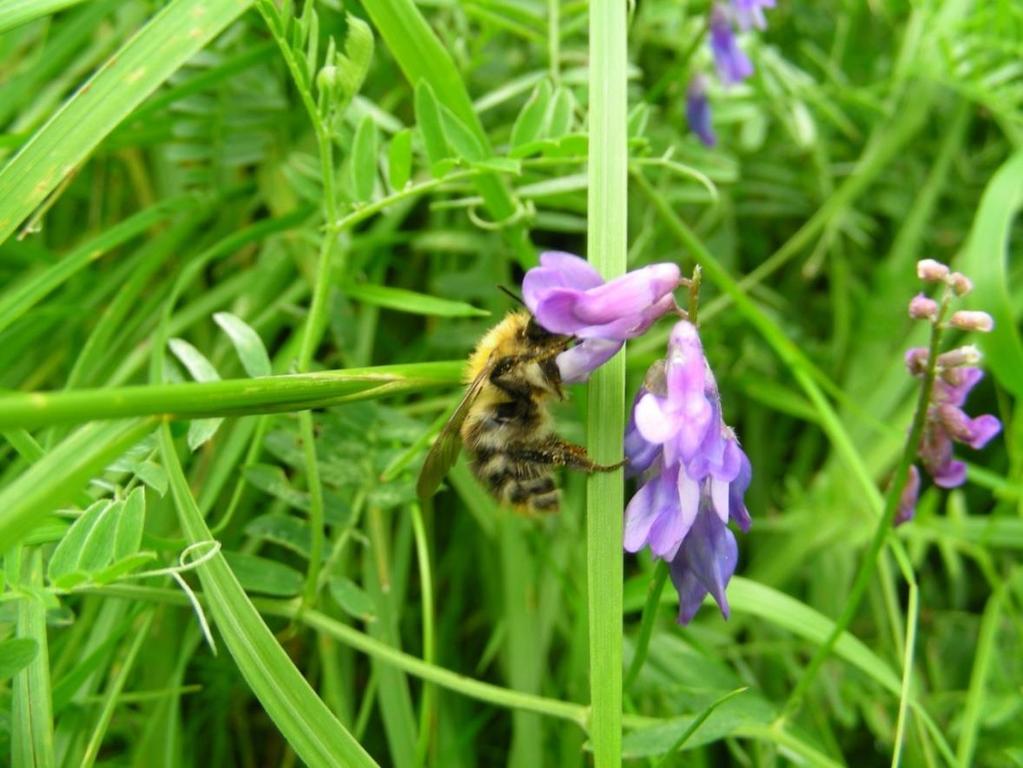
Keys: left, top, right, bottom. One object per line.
{"left": 416, "top": 365, "right": 491, "bottom": 499}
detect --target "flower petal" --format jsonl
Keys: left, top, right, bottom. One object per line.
{"left": 709, "top": 7, "right": 754, "bottom": 85}
{"left": 728, "top": 450, "right": 753, "bottom": 532}
{"left": 669, "top": 508, "right": 738, "bottom": 624}
{"left": 624, "top": 464, "right": 679, "bottom": 553}
{"left": 532, "top": 289, "right": 589, "bottom": 334}
{"left": 625, "top": 389, "right": 661, "bottom": 474}
{"left": 895, "top": 465, "right": 920, "bottom": 527}
{"left": 676, "top": 468, "right": 702, "bottom": 537}
{"left": 710, "top": 476, "right": 730, "bottom": 522}
{"left": 936, "top": 367, "right": 983, "bottom": 407}
{"left": 668, "top": 565, "right": 708, "bottom": 626}
{"left": 522, "top": 251, "right": 603, "bottom": 312}
{"left": 554, "top": 338, "right": 622, "bottom": 383}
{"left": 570, "top": 264, "right": 681, "bottom": 326}
{"left": 634, "top": 392, "right": 682, "bottom": 444}
{"left": 539, "top": 251, "right": 604, "bottom": 288}
{"left": 964, "top": 414, "right": 1001, "bottom": 450}
{"left": 932, "top": 459, "right": 966, "bottom": 488}
{"left": 648, "top": 467, "right": 696, "bottom": 560}
{"left": 686, "top": 75, "right": 716, "bottom": 147}
{"left": 573, "top": 292, "right": 679, "bottom": 340}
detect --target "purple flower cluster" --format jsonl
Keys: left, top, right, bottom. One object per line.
{"left": 897, "top": 259, "right": 1001, "bottom": 523}
{"left": 623, "top": 321, "right": 751, "bottom": 623}
{"left": 524, "top": 253, "right": 750, "bottom": 624}
{"left": 686, "top": 0, "right": 776, "bottom": 146}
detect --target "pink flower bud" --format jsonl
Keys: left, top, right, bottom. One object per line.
{"left": 947, "top": 272, "right": 973, "bottom": 296}
{"left": 917, "top": 259, "right": 949, "bottom": 282}
{"left": 949, "top": 310, "right": 994, "bottom": 333}
{"left": 904, "top": 347, "right": 929, "bottom": 376}
{"left": 908, "top": 293, "right": 939, "bottom": 320}
{"left": 936, "top": 345, "right": 981, "bottom": 369}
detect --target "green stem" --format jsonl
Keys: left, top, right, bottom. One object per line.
{"left": 623, "top": 561, "right": 669, "bottom": 690}
{"left": 0, "top": 363, "right": 461, "bottom": 430}
{"left": 299, "top": 412, "right": 325, "bottom": 609}
{"left": 410, "top": 502, "right": 436, "bottom": 764}
{"left": 548, "top": 0, "right": 560, "bottom": 83}
{"left": 587, "top": 0, "right": 628, "bottom": 764}
{"left": 780, "top": 296, "right": 948, "bottom": 719}
{"left": 890, "top": 581, "right": 918, "bottom": 768}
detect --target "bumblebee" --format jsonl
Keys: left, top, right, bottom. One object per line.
{"left": 417, "top": 310, "right": 621, "bottom": 513}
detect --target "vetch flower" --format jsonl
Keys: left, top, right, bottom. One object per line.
{"left": 523, "top": 251, "right": 681, "bottom": 383}
{"left": 686, "top": 75, "right": 716, "bottom": 147}
{"left": 731, "top": 0, "right": 776, "bottom": 30}
{"left": 709, "top": 5, "right": 754, "bottom": 85}
{"left": 895, "top": 465, "right": 920, "bottom": 526}
{"left": 949, "top": 310, "right": 994, "bottom": 333}
{"left": 948, "top": 272, "right": 973, "bottom": 296}
{"left": 916, "top": 259, "right": 950, "bottom": 282}
{"left": 624, "top": 320, "right": 751, "bottom": 623}
{"left": 906, "top": 351, "right": 1001, "bottom": 490}
{"left": 908, "top": 293, "right": 938, "bottom": 321}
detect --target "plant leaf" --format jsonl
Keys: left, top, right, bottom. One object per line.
{"left": 0, "top": 638, "right": 39, "bottom": 680}
{"left": 329, "top": 577, "right": 376, "bottom": 622}
{"left": 343, "top": 283, "right": 489, "bottom": 317}
{"left": 350, "top": 114, "right": 379, "bottom": 202}
{"left": 113, "top": 487, "right": 146, "bottom": 560}
{"left": 169, "top": 338, "right": 223, "bottom": 449}
{"left": 222, "top": 551, "right": 304, "bottom": 597}
{"left": 439, "top": 105, "right": 486, "bottom": 162}
{"left": 510, "top": 80, "right": 552, "bottom": 147}
{"left": 387, "top": 128, "right": 413, "bottom": 191}
{"left": 414, "top": 80, "right": 451, "bottom": 169}
{"left": 213, "top": 312, "right": 272, "bottom": 378}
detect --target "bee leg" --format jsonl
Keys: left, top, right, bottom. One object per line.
{"left": 509, "top": 438, "right": 626, "bottom": 474}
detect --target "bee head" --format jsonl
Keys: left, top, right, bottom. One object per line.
{"left": 524, "top": 315, "right": 571, "bottom": 349}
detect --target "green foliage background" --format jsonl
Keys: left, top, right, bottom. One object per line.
{"left": 0, "top": 0, "right": 1020, "bottom": 766}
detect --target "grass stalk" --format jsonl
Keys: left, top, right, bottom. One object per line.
{"left": 586, "top": 0, "right": 628, "bottom": 763}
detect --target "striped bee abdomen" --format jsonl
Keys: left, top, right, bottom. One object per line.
{"left": 471, "top": 446, "right": 560, "bottom": 513}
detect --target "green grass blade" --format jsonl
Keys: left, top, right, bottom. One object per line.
{"left": 0, "top": 0, "right": 91, "bottom": 34}
{"left": 959, "top": 148, "right": 1023, "bottom": 398}
{"left": 158, "top": 423, "right": 379, "bottom": 768}
{"left": 586, "top": 0, "right": 628, "bottom": 764}
{"left": 11, "top": 551, "right": 56, "bottom": 768}
{"left": 0, "top": 195, "right": 197, "bottom": 336}
{"left": 80, "top": 611, "right": 156, "bottom": 768}
{"left": 0, "top": 362, "right": 462, "bottom": 430}
{"left": 956, "top": 585, "right": 1004, "bottom": 766}
{"left": 0, "top": 0, "right": 251, "bottom": 244}
{"left": 362, "top": 0, "right": 532, "bottom": 261}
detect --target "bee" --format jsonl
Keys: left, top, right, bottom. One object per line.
{"left": 417, "top": 310, "right": 622, "bottom": 514}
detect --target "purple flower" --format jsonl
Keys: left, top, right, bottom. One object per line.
{"left": 895, "top": 465, "right": 920, "bottom": 526}
{"left": 731, "top": 0, "right": 776, "bottom": 30}
{"left": 918, "top": 368, "right": 1001, "bottom": 488}
{"left": 686, "top": 75, "right": 716, "bottom": 147}
{"left": 709, "top": 6, "right": 754, "bottom": 85}
{"left": 523, "top": 251, "right": 681, "bottom": 383}
{"left": 905, "top": 354, "right": 1002, "bottom": 491}
{"left": 623, "top": 320, "right": 751, "bottom": 623}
